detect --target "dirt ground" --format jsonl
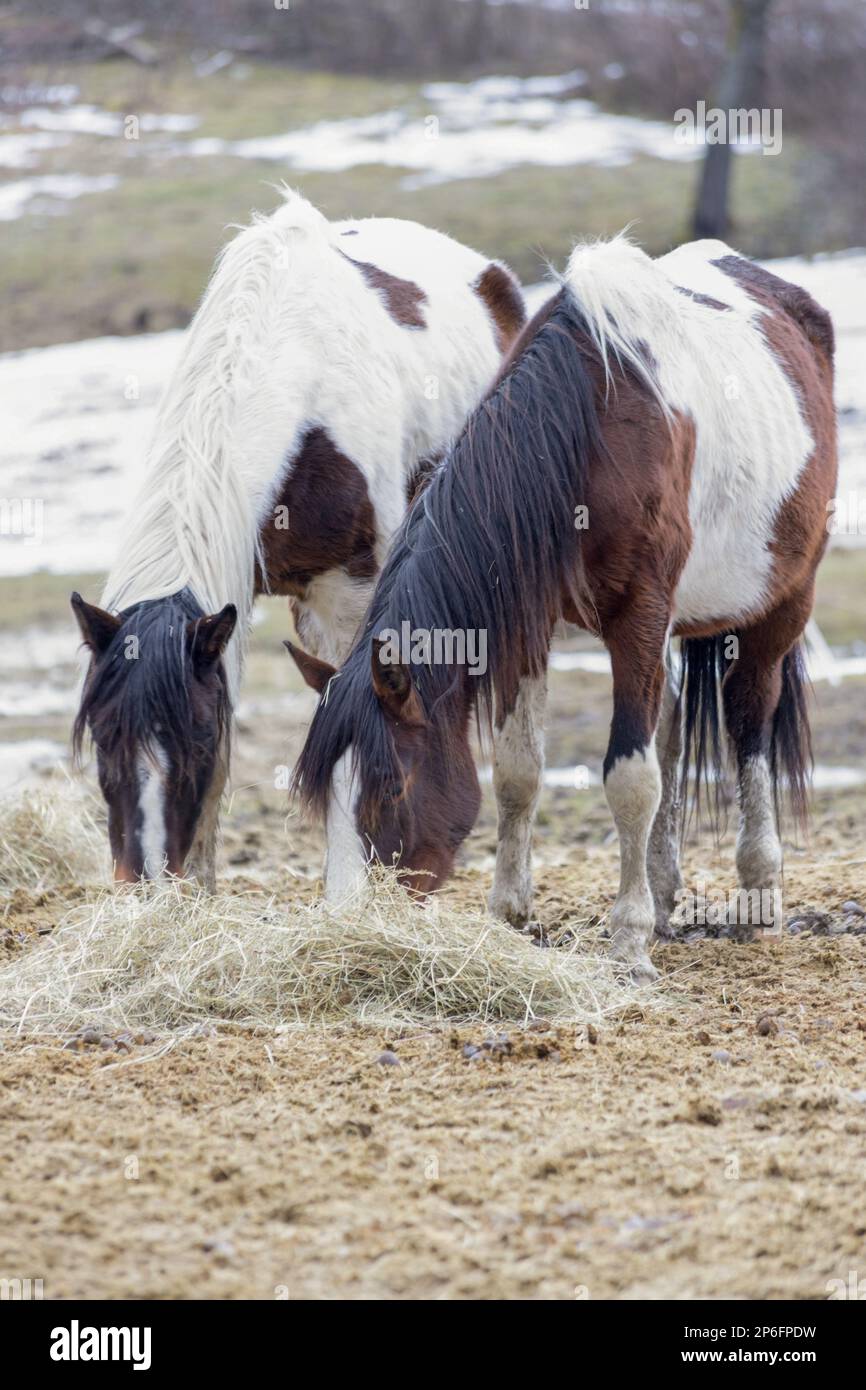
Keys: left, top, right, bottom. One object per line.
{"left": 2, "top": 838, "right": 866, "bottom": 1301}
{"left": 2, "top": 586, "right": 866, "bottom": 1300}
{"left": 0, "top": 930, "right": 864, "bottom": 1301}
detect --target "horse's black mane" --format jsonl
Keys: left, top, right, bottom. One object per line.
{"left": 293, "top": 288, "right": 606, "bottom": 824}
{"left": 73, "top": 587, "right": 230, "bottom": 783}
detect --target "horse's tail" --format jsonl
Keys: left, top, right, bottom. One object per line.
{"left": 770, "top": 642, "right": 812, "bottom": 829}
{"left": 678, "top": 634, "right": 731, "bottom": 833}
{"left": 102, "top": 189, "right": 332, "bottom": 702}
{"left": 678, "top": 634, "right": 812, "bottom": 834}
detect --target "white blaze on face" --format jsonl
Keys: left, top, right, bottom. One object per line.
{"left": 324, "top": 746, "right": 368, "bottom": 905}
{"left": 137, "top": 742, "right": 169, "bottom": 878}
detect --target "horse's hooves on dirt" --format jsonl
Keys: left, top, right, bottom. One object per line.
{"left": 488, "top": 897, "right": 533, "bottom": 931}
{"left": 630, "top": 958, "right": 660, "bottom": 985}
{"left": 610, "top": 941, "right": 660, "bottom": 983}
{"left": 652, "top": 917, "right": 678, "bottom": 942}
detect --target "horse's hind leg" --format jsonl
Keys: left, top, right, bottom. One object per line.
{"left": 488, "top": 671, "right": 547, "bottom": 927}
{"left": 603, "top": 617, "right": 667, "bottom": 981}
{"left": 722, "top": 589, "right": 813, "bottom": 936}
{"left": 647, "top": 646, "right": 684, "bottom": 937}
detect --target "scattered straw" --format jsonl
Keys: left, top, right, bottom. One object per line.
{"left": 0, "top": 781, "right": 107, "bottom": 893}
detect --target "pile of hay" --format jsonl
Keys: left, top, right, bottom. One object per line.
{"left": 0, "top": 781, "right": 107, "bottom": 893}
{"left": 0, "top": 874, "right": 652, "bottom": 1037}
{"left": 0, "top": 781, "right": 655, "bottom": 1038}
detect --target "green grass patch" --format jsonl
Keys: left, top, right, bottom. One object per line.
{"left": 813, "top": 548, "right": 866, "bottom": 649}
{"left": 14, "top": 60, "right": 413, "bottom": 138}
{"left": 0, "top": 571, "right": 102, "bottom": 631}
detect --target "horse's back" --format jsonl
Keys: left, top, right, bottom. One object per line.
{"left": 650, "top": 242, "right": 835, "bottom": 630}
{"left": 244, "top": 199, "right": 524, "bottom": 659}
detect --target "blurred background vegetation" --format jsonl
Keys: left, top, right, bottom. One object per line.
{"left": 1, "top": 0, "right": 864, "bottom": 350}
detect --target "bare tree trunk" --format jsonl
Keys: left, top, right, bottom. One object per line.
{"left": 693, "top": 0, "right": 774, "bottom": 240}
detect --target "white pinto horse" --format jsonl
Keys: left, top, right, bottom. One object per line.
{"left": 72, "top": 190, "right": 525, "bottom": 885}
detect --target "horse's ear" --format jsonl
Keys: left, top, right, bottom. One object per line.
{"left": 71, "top": 592, "right": 120, "bottom": 655}
{"left": 284, "top": 640, "right": 336, "bottom": 695}
{"left": 371, "top": 636, "right": 424, "bottom": 723}
{"left": 187, "top": 604, "right": 237, "bottom": 673}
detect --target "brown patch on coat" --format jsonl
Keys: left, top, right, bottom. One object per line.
{"left": 492, "top": 287, "right": 565, "bottom": 390}
{"left": 714, "top": 254, "right": 837, "bottom": 609}
{"left": 489, "top": 286, "right": 696, "bottom": 714}
{"left": 339, "top": 250, "right": 427, "bottom": 328}
{"left": 713, "top": 255, "right": 835, "bottom": 360}
{"left": 256, "top": 427, "right": 377, "bottom": 598}
{"left": 675, "top": 285, "right": 730, "bottom": 311}
{"left": 564, "top": 345, "right": 696, "bottom": 761}
{"left": 473, "top": 262, "right": 527, "bottom": 352}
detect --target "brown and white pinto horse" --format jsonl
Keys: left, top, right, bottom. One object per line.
{"left": 290, "top": 236, "right": 837, "bottom": 981}
{"left": 72, "top": 191, "right": 525, "bottom": 884}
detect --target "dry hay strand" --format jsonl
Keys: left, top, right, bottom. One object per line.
{"left": 0, "top": 871, "right": 656, "bottom": 1039}
{"left": 0, "top": 780, "right": 107, "bottom": 895}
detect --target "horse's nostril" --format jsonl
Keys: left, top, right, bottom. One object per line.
{"left": 113, "top": 862, "right": 139, "bottom": 884}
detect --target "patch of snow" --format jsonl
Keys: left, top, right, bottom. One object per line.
{"left": 15, "top": 105, "right": 200, "bottom": 137}
{"left": 535, "top": 762, "right": 865, "bottom": 792}
{"left": 0, "top": 680, "right": 76, "bottom": 719}
{"left": 421, "top": 69, "right": 587, "bottom": 101}
{"left": 177, "top": 82, "right": 702, "bottom": 187}
{"left": 236, "top": 690, "right": 319, "bottom": 722}
{"left": 0, "top": 130, "right": 70, "bottom": 169}
{"left": 0, "top": 626, "right": 79, "bottom": 673}
{"left": 0, "top": 330, "right": 184, "bottom": 575}
{"left": 0, "top": 83, "right": 79, "bottom": 106}
{"left": 0, "top": 738, "right": 67, "bottom": 792}
{"left": 548, "top": 637, "right": 866, "bottom": 686}
{"left": 0, "top": 173, "right": 119, "bottom": 221}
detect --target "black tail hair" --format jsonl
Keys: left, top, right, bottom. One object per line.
{"left": 678, "top": 635, "right": 812, "bottom": 835}
{"left": 770, "top": 643, "right": 813, "bottom": 828}
{"left": 678, "top": 634, "right": 732, "bottom": 833}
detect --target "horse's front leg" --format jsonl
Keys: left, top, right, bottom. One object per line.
{"left": 488, "top": 670, "right": 548, "bottom": 928}
{"left": 603, "top": 620, "right": 667, "bottom": 982}
{"left": 647, "top": 647, "right": 684, "bottom": 937}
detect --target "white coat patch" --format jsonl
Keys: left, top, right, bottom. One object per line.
{"left": 324, "top": 746, "right": 368, "bottom": 904}
{"left": 137, "top": 743, "right": 168, "bottom": 878}
{"left": 564, "top": 235, "right": 815, "bottom": 628}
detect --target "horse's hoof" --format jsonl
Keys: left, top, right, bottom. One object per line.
{"left": 488, "top": 891, "right": 532, "bottom": 930}
{"left": 609, "top": 932, "right": 660, "bottom": 984}
{"left": 652, "top": 914, "right": 678, "bottom": 942}
{"left": 629, "top": 956, "right": 660, "bottom": 984}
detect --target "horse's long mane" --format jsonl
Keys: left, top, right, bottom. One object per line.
{"left": 293, "top": 287, "right": 607, "bottom": 824}
{"left": 102, "top": 190, "right": 331, "bottom": 701}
